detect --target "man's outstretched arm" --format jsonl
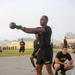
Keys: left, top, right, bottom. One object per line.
{"left": 18, "top": 26, "right": 45, "bottom": 34}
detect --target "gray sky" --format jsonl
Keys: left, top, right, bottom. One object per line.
{"left": 0, "top": 0, "right": 75, "bottom": 41}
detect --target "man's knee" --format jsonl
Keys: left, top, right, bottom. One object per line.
{"left": 46, "top": 64, "right": 52, "bottom": 69}
{"left": 36, "top": 65, "right": 42, "bottom": 72}
{"left": 46, "top": 64, "right": 53, "bottom": 74}
{"left": 30, "top": 56, "right": 33, "bottom": 60}
{"left": 54, "top": 64, "right": 60, "bottom": 71}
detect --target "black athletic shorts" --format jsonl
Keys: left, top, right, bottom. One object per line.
{"left": 32, "top": 50, "right": 37, "bottom": 59}
{"left": 36, "top": 46, "right": 53, "bottom": 65}
{"left": 19, "top": 46, "right": 25, "bottom": 52}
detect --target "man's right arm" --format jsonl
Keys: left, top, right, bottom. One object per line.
{"left": 18, "top": 26, "right": 45, "bottom": 34}
{"left": 55, "top": 58, "right": 64, "bottom": 65}
{"left": 55, "top": 52, "right": 64, "bottom": 65}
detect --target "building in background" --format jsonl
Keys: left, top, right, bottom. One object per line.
{"left": 0, "top": 38, "right": 34, "bottom": 50}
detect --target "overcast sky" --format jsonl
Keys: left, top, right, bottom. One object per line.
{"left": 0, "top": 0, "right": 75, "bottom": 41}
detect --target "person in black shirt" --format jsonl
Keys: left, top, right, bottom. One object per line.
{"left": 17, "top": 15, "right": 53, "bottom": 75}
{"left": 63, "top": 37, "right": 68, "bottom": 48}
{"left": 53, "top": 46, "right": 74, "bottom": 75}
{"left": 19, "top": 38, "right": 25, "bottom": 57}
{"left": 30, "top": 33, "right": 40, "bottom": 72}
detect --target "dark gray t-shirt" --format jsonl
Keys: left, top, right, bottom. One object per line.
{"left": 38, "top": 25, "right": 52, "bottom": 48}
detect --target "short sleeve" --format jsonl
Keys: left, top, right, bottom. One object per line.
{"left": 67, "top": 53, "right": 72, "bottom": 61}
{"left": 43, "top": 26, "right": 52, "bottom": 34}
{"left": 56, "top": 52, "right": 61, "bottom": 59}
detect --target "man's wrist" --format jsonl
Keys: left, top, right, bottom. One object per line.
{"left": 60, "top": 63, "right": 64, "bottom": 65}
{"left": 22, "top": 27, "right": 26, "bottom": 31}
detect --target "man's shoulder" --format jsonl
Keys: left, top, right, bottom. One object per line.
{"left": 44, "top": 25, "right": 52, "bottom": 32}
{"left": 57, "top": 51, "right": 62, "bottom": 55}
{"left": 55, "top": 51, "right": 62, "bottom": 58}
{"left": 66, "top": 52, "right": 71, "bottom": 56}
{"left": 44, "top": 25, "right": 51, "bottom": 28}
{"left": 34, "top": 39, "right": 37, "bottom": 43}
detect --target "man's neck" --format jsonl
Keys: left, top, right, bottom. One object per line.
{"left": 42, "top": 24, "right": 47, "bottom": 27}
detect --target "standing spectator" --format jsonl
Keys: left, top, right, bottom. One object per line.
{"left": 63, "top": 37, "right": 68, "bottom": 48}
{"left": 19, "top": 38, "right": 25, "bottom": 57}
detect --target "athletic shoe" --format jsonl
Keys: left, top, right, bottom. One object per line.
{"left": 31, "top": 68, "right": 36, "bottom": 72}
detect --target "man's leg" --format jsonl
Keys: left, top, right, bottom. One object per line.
{"left": 53, "top": 64, "right": 66, "bottom": 75}
{"left": 22, "top": 51, "right": 24, "bottom": 56}
{"left": 53, "top": 64, "right": 60, "bottom": 75}
{"left": 46, "top": 64, "right": 54, "bottom": 75}
{"left": 22, "top": 47, "right": 25, "bottom": 56}
{"left": 19, "top": 47, "right": 21, "bottom": 56}
{"left": 54, "top": 64, "right": 60, "bottom": 71}
{"left": 30, "top": 56, "right": 36, "bottom": 68}
{"left": 36, "top": 64, "right": 43, "bottom": 75}
{"left": 60, "top": 64, "right": 67, "bottom": 75}
{"left": 18, "top": 52, "right": 21, "bottom": 56}
{"left": 60, "top": 63, "right": 74, "bottom": 75}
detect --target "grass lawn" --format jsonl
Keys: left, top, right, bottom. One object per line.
{"left": 0, "top": 48, "right": 72, "bottom": 57}
{"left": 0, "top": 48, "right": 33, "bottom": 57}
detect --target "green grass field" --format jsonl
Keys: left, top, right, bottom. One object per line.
{"left": 0, "top": 48, "right": 72, "bottom": 57}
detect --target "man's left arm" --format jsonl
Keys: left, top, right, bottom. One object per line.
{"left": 35, "top": 48, "right": 40, "bottom": 56}
{"left": 67, "top": 53, "right": 73, "bottom": 65}
{"left": 68, "top": 60, "right": 73, "bottom": 65}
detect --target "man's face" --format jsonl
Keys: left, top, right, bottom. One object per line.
{"left": 40, "top": 16, "right": 48, "bottom": 26}
{"left": 62, "top": 48, "right": 67, "bottom": 54}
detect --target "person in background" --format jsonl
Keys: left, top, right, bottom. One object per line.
{"left": 63, "top": 37, "right": 68, "bottom": 48}
{"left": 19, "top": 38, "right": 25, "bottom": 57}
{"left": 53, "top": 46, "right": 74, "bottom": 75}
{"left": 30, "top": 33, "right": 40, "bottom": 72}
